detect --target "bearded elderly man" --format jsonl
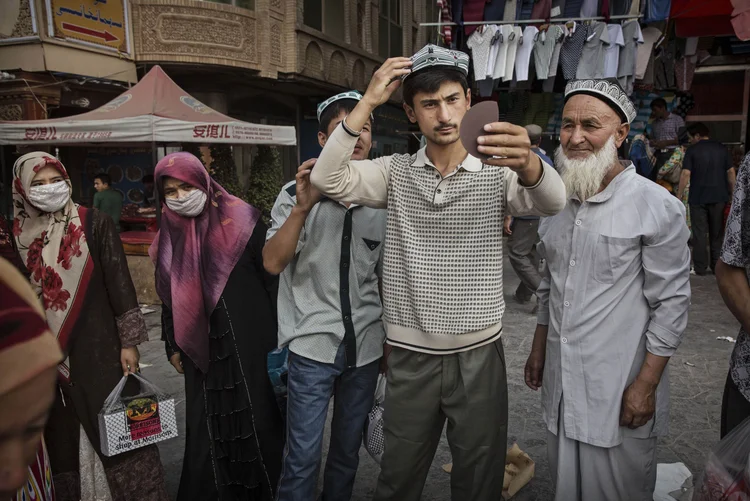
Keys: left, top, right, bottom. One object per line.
{"left": 524, "top": 79, "right": 691, "bottom": 501}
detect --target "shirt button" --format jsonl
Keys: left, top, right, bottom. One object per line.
{"left": 569, "top": 260, "right": 576, "bottom": 267}
{"left": 435, "top": 174, "right": 440, "bottom": 179}
{"left": 437, "top": 189, "right": 442, "bottom": 194}
{"left": 343, "top": 235, "right": 349, "bottom": 241}
{"left": 575, "top": 220, "right": 582, "bottom": 226}
{"left": 564, "top": 301, "right": 570, "bottom": 307}
{"left": 344, "top": 315, "right": 350, "bottom": 321}
{"left": 561, "top": 337, "right": 568, "bottom": 344}
{"left": 343, "top": 262, "right": 349, "bottom": 268}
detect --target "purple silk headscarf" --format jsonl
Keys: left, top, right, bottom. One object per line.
{"left": 149, "top": 152, "right": 260, "bottom": 372}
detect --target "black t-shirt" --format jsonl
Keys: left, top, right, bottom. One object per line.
{"left": 682, "top": 139, "right": 732, "bottom": 205}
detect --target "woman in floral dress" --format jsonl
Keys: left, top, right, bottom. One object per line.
{"left": 12, "top": 152, "right": 169, "bottom": 501}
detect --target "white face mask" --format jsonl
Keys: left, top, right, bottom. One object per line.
{"left": 165, "top": 189, "right": 207, "bottom": 218}
{"left": 28, "top": 181, "right": 70, "bottom": 213}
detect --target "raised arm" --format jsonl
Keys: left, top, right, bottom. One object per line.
{"left": 310, "top": 57, "right": 412, "bottom": 207}
{"left": 264, "top": 160, "right": 318, "bottom": 275}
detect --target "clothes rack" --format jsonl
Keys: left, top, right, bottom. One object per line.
{"left": 420, "top": 13, "right": 643, "bottom": 27}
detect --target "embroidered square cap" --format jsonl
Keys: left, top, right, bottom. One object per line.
{"left": 404, "top": 44, "right": 470, "bottom": 81}
{"left": 564, "top": 79, "right": 637, "bottom": 124}
{"left": 317, "top": 91, "right": 365, "bottom": 122}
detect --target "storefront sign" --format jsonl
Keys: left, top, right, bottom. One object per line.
{"left": 46, "top": 0, "right": 130, "bottom": 53}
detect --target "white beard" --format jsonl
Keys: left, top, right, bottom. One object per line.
{"left": 555, "top": 136, "right": 618, "bottom": 202}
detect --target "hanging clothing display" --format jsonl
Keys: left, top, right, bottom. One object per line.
{"left": 532, "top": 0, "right": 552, "bottom": 20}
{"left": 517, "top": 0, "right": 535, "bottom": 20}
{"left": 560, "top": 22, "right": 590, "bottom": 80}
{"left": 635, "top": 26, "right": 662, "bottom": 80}
{"left": 645, "top": 0, "right": 672, "bottom": 23}
{"left": 603, "top": 24, "right": 625, "bottom": 78}
{"left": 576, "top": 21, "right": 611, "bottom": 79}
{"left": 548, "top": 24, "right": 568, "bottom": 77}
{"left": 438, "top": 0, "right": 453, "bottom": 45}
{"left": 485, "top": 25, "right": 502, "bottom": 77}
{"left": 564, "top": 0, "right": 584, "bottom": 17}
{"left": 503, "top": 0, "right": 518, "bottom": 22}
{"left": 551, "top": 0, "right": 566, "bottom": 18}
{"left": 654, "top": 39, "right": 677, "bottom": 89}
{"left": 515, "top": 26, "right": 539, "bottom": 81}
{"left": 467, "top": 27, "right": 495, "bottom": 81}
{"left": 503, "top": 26, "right": 524, "bottom": 82}
{"left": 580, "top": 0, "right": 600, "bottom": 17}
{"left": 611, "top": 0, "right": 632, "bottom": 16}
{"left": 618, "top": 20, "right": 643, "bottom": 94}
{"left": 483, "top": 0, "right": 506, "bottom": 22}
{"left": 535, "top": 25, "right": 564, "bottom": 80}
{"left": 492, "top": 25, "right": 516, "bottom": 79}
{"left": 463, "top": 0, "right": 486, "bottom": 36}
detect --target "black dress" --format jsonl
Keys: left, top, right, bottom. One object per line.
{"left": 163, "top": 222, "right": 284, "bottom": 501}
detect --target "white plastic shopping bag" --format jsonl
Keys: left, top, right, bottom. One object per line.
{"left": 363, "top": 374, "right": 386, "bottom": 464}
{"left": 98, "top": 373, "right": 178, "bottom": 457}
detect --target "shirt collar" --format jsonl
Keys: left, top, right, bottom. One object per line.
{"left": 570, "top": 161, "right": 635, "bottom": 204}
{"left": 412, "top": 147, "right": 484, "bottom": 172}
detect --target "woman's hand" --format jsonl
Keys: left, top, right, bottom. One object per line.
{"left": 120, "top": 347, "right": 140, "bottom": 376}
{"left": 170, "top": 353, "right": 184, "bottom": 375}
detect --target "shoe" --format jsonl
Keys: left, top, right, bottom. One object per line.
{"left": 531, "top": 303, "right": 538, "bottom": 315}
{"left": 514, "top": 291, "right": 531, "bottom": 304}
{"left": 695, "top": 270, "right": 709, "bottom": 276}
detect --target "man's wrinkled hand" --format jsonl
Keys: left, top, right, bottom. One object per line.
{"left": 524, "top": 348, "right": 545, "bottom": 391}
{"left": 619, "top": 379, "right": 656, "bottom": 429}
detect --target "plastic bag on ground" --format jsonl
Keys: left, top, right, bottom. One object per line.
{"left": 693, "top": 416, "right": 750, "bottom": 500}
{"left": 98, "top": 373, "right": 178, "bottom": 457}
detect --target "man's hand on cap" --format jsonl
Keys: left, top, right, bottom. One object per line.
{"left": 362, "top": 58, "right": 413, "bottom": 109}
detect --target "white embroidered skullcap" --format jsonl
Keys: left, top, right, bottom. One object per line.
{"left": 564, "top": 79, "right": 637, "bottom": 124}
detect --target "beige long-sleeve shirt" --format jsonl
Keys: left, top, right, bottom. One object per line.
{"left": 311, "top": 123, "right": 567, "bottom": 354}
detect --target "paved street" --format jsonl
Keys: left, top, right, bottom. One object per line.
{"left": 137, "top": 248, "right": 740, "bottom": 500}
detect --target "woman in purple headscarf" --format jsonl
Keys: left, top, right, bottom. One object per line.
{"left": 151, "top": 152, "right": 284, "bottom": 501}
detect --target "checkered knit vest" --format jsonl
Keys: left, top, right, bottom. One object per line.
{"left": 382, "top": 153, "right": 507, "bottom": 351}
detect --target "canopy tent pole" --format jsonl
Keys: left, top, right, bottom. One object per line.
{"left": 152, "top": 141, "right": 161, "bottom": 228}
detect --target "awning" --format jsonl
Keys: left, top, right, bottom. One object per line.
{"left": 0, "top": 66, "right": 296, "bottom": 146}
{"left": 671, "top": 0, "right": 734, "bottom": 38}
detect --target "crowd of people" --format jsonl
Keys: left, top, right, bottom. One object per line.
{"left": 0, "top": 42, "right": 748, "bottom": 501}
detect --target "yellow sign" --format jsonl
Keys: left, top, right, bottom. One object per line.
{"left": 47, "top": 0, "right": 129, "bottom": 52}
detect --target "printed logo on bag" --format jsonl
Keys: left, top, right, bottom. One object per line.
{"left": 125, "top": 396, "right": 162, "bottom": 440}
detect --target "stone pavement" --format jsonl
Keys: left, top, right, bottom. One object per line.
{"left": 138, "top": 252, "right": 740, "bottom": 500}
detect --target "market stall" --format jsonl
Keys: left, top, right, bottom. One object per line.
{"left": 0, "top": 65, "right": 296, "bottom": 303}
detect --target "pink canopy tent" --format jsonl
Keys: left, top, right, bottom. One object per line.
{"left": 0, "top": 65, "right": 296, "bottom": 146}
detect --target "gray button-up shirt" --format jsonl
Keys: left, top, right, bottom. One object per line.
{"left": 537, "top": 164, "right": 691, "bottom": 447}
{"left": 268, "top": 181, "right": 387, "bottom": 367}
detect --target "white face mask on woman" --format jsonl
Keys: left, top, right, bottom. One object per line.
{"left": 165, "top": 189, "right": 207, "bottom": 218}
{"left": 27, "top": 181, "right": 70, "bottom": 213}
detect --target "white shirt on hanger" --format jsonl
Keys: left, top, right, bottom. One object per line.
{"left": 515, "top": 26, "right": 539, "bottom": 82}
{"left": 485, "top": 25, "right": 501, "bottom": 79}
{"left": 603, "top": 24, "right": 625, "bottom": 78}
{"left": 503, "top": 26, "right": 524, "bottom": 83}
{"left": 467, "top": 27, "right": 495, "bottom": 82}
{"left": 491, "top": 24, "right": 516, "bottom": 80}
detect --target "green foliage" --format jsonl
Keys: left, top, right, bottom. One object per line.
{"left": 246, "top": 146, "right": 283, "bottom": 224}
{"left": 208, "top": 144, "right": 245, "bottom": 200}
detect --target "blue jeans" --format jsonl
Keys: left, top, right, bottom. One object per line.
{"left": 276, "top": 344, "right": 380, "bottom": 501}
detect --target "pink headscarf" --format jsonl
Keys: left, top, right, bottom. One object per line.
{"left": 149, "top": 152, "right": 260, "bottom": 372}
